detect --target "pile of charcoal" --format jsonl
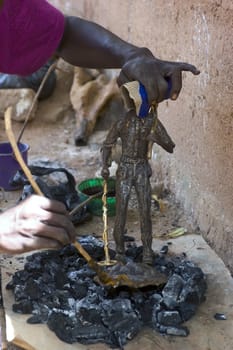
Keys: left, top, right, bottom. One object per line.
{"left": 6, "top": 236, "right": 207, "bottom": 349}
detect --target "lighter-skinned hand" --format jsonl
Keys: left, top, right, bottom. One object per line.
{"left": 0, "top": 195, "right": 76, "bottom": 254}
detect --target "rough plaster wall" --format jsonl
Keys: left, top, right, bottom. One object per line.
{"left": 49, "top": 0, "right": 233, "bottom": 272}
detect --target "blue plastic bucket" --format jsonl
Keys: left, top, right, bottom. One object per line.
{"left": 0, "top": 142, "right": 29, "bottom": 191}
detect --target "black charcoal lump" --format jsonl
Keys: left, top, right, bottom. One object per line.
{"left": 6, "top": 236, "right": 207, "bottom": 349}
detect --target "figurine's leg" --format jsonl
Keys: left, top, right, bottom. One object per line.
{"left": 135, "top": 163, "right": 154, "bottom": 264}
{"left": 113, "top": 164, "right": 132, "bottom": 261}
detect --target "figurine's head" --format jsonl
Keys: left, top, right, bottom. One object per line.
{"left": 120, "top": 81, "right": 153, "bottom": 118}
{"left": 121, "top": 84, "right": 136, "bottom": 112}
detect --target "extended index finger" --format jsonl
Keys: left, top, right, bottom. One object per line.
{"left": 177, "top": 62, "right": 200, "bottom": 75}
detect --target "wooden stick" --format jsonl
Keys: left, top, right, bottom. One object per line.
{"left": 6, "top": 107, "right": 103, "bottom": 217}
{"left": 17, "top": 61, "right": 57, "bottom": 144}
{"left": 69, "top": 191, "right": 102, "bottom": 216}
{"left": 4, "top": 107, "right": 99, "bottom": 266}
{"left": 5, "top": 107, "right": 44, "bottom": 196}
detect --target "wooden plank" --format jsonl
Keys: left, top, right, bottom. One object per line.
{"left": 1, "top": 235, "right": 233, "bottom": 350}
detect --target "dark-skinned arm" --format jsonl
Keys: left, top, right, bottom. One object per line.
{"left": 57, "top": 16, "right": 200, "bottom": 103}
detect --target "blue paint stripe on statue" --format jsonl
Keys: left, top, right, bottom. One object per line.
{"left": 136, "top": 78, "right": 172, "bottom": 118}
{"left": 138, "top": 82, "right": 150, "bottom": 118}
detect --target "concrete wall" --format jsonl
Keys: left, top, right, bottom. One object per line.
{"left": 50, "top": 0, "right": 233, "bottom": 272}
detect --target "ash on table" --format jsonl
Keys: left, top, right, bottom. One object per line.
{"left": 6, "top": 236, "right": 207, "bottom": 349}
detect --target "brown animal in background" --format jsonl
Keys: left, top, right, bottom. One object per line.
{"left": 70, "top": 67, "right": 119, "bottom": 145}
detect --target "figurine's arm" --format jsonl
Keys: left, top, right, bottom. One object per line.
{"left": 147, "top": 118, "right": 175, "bottom": 154}
{"left": 101, "top": 121, "right": 121, "bottom": 179}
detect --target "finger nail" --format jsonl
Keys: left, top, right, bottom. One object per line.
{"left": 171, "top": 93, "right": 177, "bottom": 100}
